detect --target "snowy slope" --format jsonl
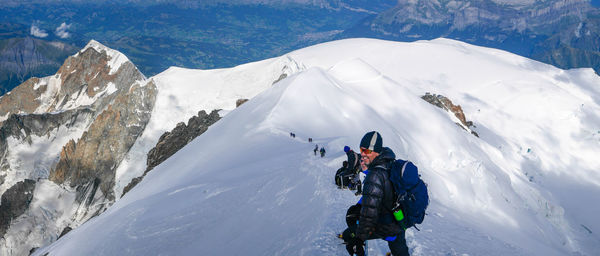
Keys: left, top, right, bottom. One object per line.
{"left": 35, "top": 38, "right": 600, "bottom": 255}
{"left": 114, "top": 56, "right": 305, "bottom": 196}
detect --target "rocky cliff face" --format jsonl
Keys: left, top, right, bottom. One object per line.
{"left": 0, "top": 40, "right": 157, "bottom": 255}
{"left": 0, "top": 179, "right": 35, "bottom": 238}
{"left": 122, "top": 110, "right": 221, "bottom": 196}
{"left": 0, "top": 109, "right": 94, "bottom": 193}
{"left": 49, "top": 79, "right": 156, "bottom": 202}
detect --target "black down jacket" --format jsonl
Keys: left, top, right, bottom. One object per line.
{"left": 356, "top": 147, "right": 402, "bottom": 240}
{"left": 346, "top": 149, "right": 361, "bottom": 173}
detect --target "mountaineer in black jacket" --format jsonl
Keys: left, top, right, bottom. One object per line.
{"left": 341, "top": 131, "right": 409, "bottom": 256}
{"left": 344, "top": 145, "right": 362, "bottom": 194}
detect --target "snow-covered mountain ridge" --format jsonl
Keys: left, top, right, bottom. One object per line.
{"left": 0, "top": 39, "right": 306, "bottom": 255}
{"left": 32, "top": 38, "right": 600, "bottom": 255}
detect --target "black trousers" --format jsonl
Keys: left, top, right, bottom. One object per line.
{"left": 344, "top": 204, "right": 409, "bottom": 256}
{"left": 344, "top": 233, "right": 409, "bottom": 256}
{"left": 387, "top": 230, "right": 409, "bottom": 256}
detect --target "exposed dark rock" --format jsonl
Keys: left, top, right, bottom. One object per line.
{"left": 146, "top": 110, "right": 221, "bottom": 173}
{"left": 58, "top": 226, "right": 72, "bottom": 239}
{"left": 272, "top": 73, "right": 287, "bottom": 85}
{"left": 422, "top": 93, "right": 479, "bottom": 137}
{"left": 0, "top": 179, "right": 36, "bottom": 238}
{"left": 29, "top": 247, "right": 38, "bottom": 255}
{"left": 50, "top": 80, "right": 157, "bottom": 201}
{"left": 122, "top": 110, "right": 221, "bottom": 197}
{"left": 236, "top": 98, "right": 248, "bottom": 108}
{"left": 0, "top": 109, "right": 95, "bottom": 173}
{"left": 122, "top": 177, "right": 143, "bottom": 197}
{"left": 74, "top": 178, "right": 101, "bottom": 208}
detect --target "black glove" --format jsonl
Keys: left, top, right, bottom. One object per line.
{"left": 342, "top": 227, "right": 365, "bottom": 256}
{"left": 341, "top": 226, "right": 357, "bottom": 242}
{"left": 345, "top": 240, "right": 365, "bottom": 256}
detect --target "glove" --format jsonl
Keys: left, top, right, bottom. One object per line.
{"left": 345, "top": 240, "right": 365, "bottom": 256}
{"left": 341, "top": 226, "right": 357, "bottom": 242}
{"left": 342, "top": 227, "right": 365, "bottom": 256}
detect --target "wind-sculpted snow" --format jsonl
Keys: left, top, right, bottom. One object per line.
{"left": 113, "top": 55, "right": 307, "bottom": 197}
{"left": 36, "top": 38, "right": 600, "bottom": 255}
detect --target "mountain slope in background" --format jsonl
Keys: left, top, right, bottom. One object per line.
{"left": 0, "top": 1, "right": 391, "bottom": 94}
{"left": 342, "top": 0, "right": 600, "bottom": 74}
{"left": 34, "top": 38, "right": 600, "bottom": 255}
{"left": 2, "top": 0, "right": 598, "bottom": 97}
{"left": 0, "top": 37, "right": 78, "bottom": 94}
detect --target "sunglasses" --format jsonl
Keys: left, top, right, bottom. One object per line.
{"left": 360, "top": 147, "right": 373, "bottom": 154}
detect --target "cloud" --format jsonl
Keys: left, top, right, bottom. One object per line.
{"left": 30, "top": 24, "right": 48, "bottom": 38}
{"left": 55, "top": 22, "right": 71, "bottom": 39}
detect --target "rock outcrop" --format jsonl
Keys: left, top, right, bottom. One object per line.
{"left": 236, "top": 98, "right": 249, "bottom": 107}
{"left": 422, "top": 93, "right": 478, "bottom": 137}
{"left": 146, "top": 109, "right": 221, "bottom": 172}
{"left": 122, "top": 110, "right": 221, "bottom": 196}
{"left": 0, "top": 179, "right": 35, "bottom": 238}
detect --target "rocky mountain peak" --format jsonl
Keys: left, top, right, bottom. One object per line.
{"left": 0, "top": 40, "right": 143, "bottom": 122}
{"left": 0, "top": 40, "right": 157, "bottom": 255}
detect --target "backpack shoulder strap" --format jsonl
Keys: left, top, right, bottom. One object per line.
{"left": 400, "top": 161, "right": 408, "bottom": 179}
{"left": 352, "top": 152, "right": 359, "bottom": 170}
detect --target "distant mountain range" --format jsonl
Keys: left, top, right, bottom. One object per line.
{"left": 0, "top": 1, "right": 383, "bottom": 94}
{"left": 0, "top": 0, "right": 599, "bottom": 95}
{"left": 0, "top": 38, "right": 78, "bottom": 94}
{"left": 341, "top": 0, "right": 600, "bottom": 77}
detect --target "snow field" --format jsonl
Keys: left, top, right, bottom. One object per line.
{"left": 34, "top": 38, "right": 600, "bottom": 255}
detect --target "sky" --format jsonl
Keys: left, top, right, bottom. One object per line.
{"left": 32, "top": 38, "right": 600, "bottom": 256}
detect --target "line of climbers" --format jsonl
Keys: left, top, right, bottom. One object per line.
{"left": 288, "top": 132, "right": 323, "bottom": 157}
{"left": 337, "top": 131, "right": 429, "bottom": 256}
{"left": 314, "top": 144, "right": 326, "bottom": 157}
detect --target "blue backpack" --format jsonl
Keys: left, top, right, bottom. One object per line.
{"left": 389, "top": 159, "right": 429, "bottom": 230}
